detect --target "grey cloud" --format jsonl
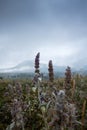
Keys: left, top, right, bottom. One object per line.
{"left": 0, "top": 0, "right": 87, "bottom": 68}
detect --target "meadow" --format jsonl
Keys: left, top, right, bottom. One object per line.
{"left": 0, "top": 53, "right": 87, "bottom": 130}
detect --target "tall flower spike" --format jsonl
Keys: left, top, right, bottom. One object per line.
{"left": 48, "top": 60, "right": 54, "bottom": 82}
{"left": 35, "top": 52, "right": 40, "bottom": 74}
{"left": 65, "top": 66, "right": 71, "bottom": 84}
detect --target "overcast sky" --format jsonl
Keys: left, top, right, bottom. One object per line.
{"left": 0, "top": 0, "right": 87, "bottom": 68}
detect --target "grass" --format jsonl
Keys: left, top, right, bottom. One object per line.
{"left": 0, "top": 75, "right": 87, "bottom": 130}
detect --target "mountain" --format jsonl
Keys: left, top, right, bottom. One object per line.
{"left": 0, "top": 60, "right": 87, "bottom": 75}
{"left": 0, "top": 60, "right": 66, "bottom": 73}
{"left": 0, "top": 60, "right": 34, "bottom": 73}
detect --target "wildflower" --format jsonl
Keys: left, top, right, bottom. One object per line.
{"left": 32, "top": 87, "right": 37, "bottom": 93}
{"left": 34, "top": 52, "right": 40, "bottom": 74}
{"left": 65, "top": 66, "right": 72, "bottom": 84}
{"left": 40, "top": 105, "right": 46, "bottom": 113}
{"left": 58, "top": 90, "right": 65, "bottom": 96}
{"left": 48, "top": 60, "right": 54, "bottom": 82}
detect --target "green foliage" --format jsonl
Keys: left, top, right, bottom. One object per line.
{"left": 0, "top": 76, "right": 87, "bottom": 130}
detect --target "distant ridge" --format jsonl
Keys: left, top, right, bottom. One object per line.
{"left": 0, "top": 60, "right": 87, "bottom": 75}
{"left": 0, "top": 60, "right": 66, "bottom": 73}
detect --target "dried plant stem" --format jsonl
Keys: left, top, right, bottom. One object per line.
{"left": 81, "top": 99, "right": 86, "bottom": 130}
{"left": 72, "top": 79, "right": 75, "bottom": 98}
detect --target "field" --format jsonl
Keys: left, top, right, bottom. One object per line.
{"left": 0, "top": 53, "right": 87, "bottom": 130}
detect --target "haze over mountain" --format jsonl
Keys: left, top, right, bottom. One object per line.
{"left": 0, "top": 60, "right": 65, "bottom": 73}
{"left": 0, "top": 59, "right": 87, "bottom": 74}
